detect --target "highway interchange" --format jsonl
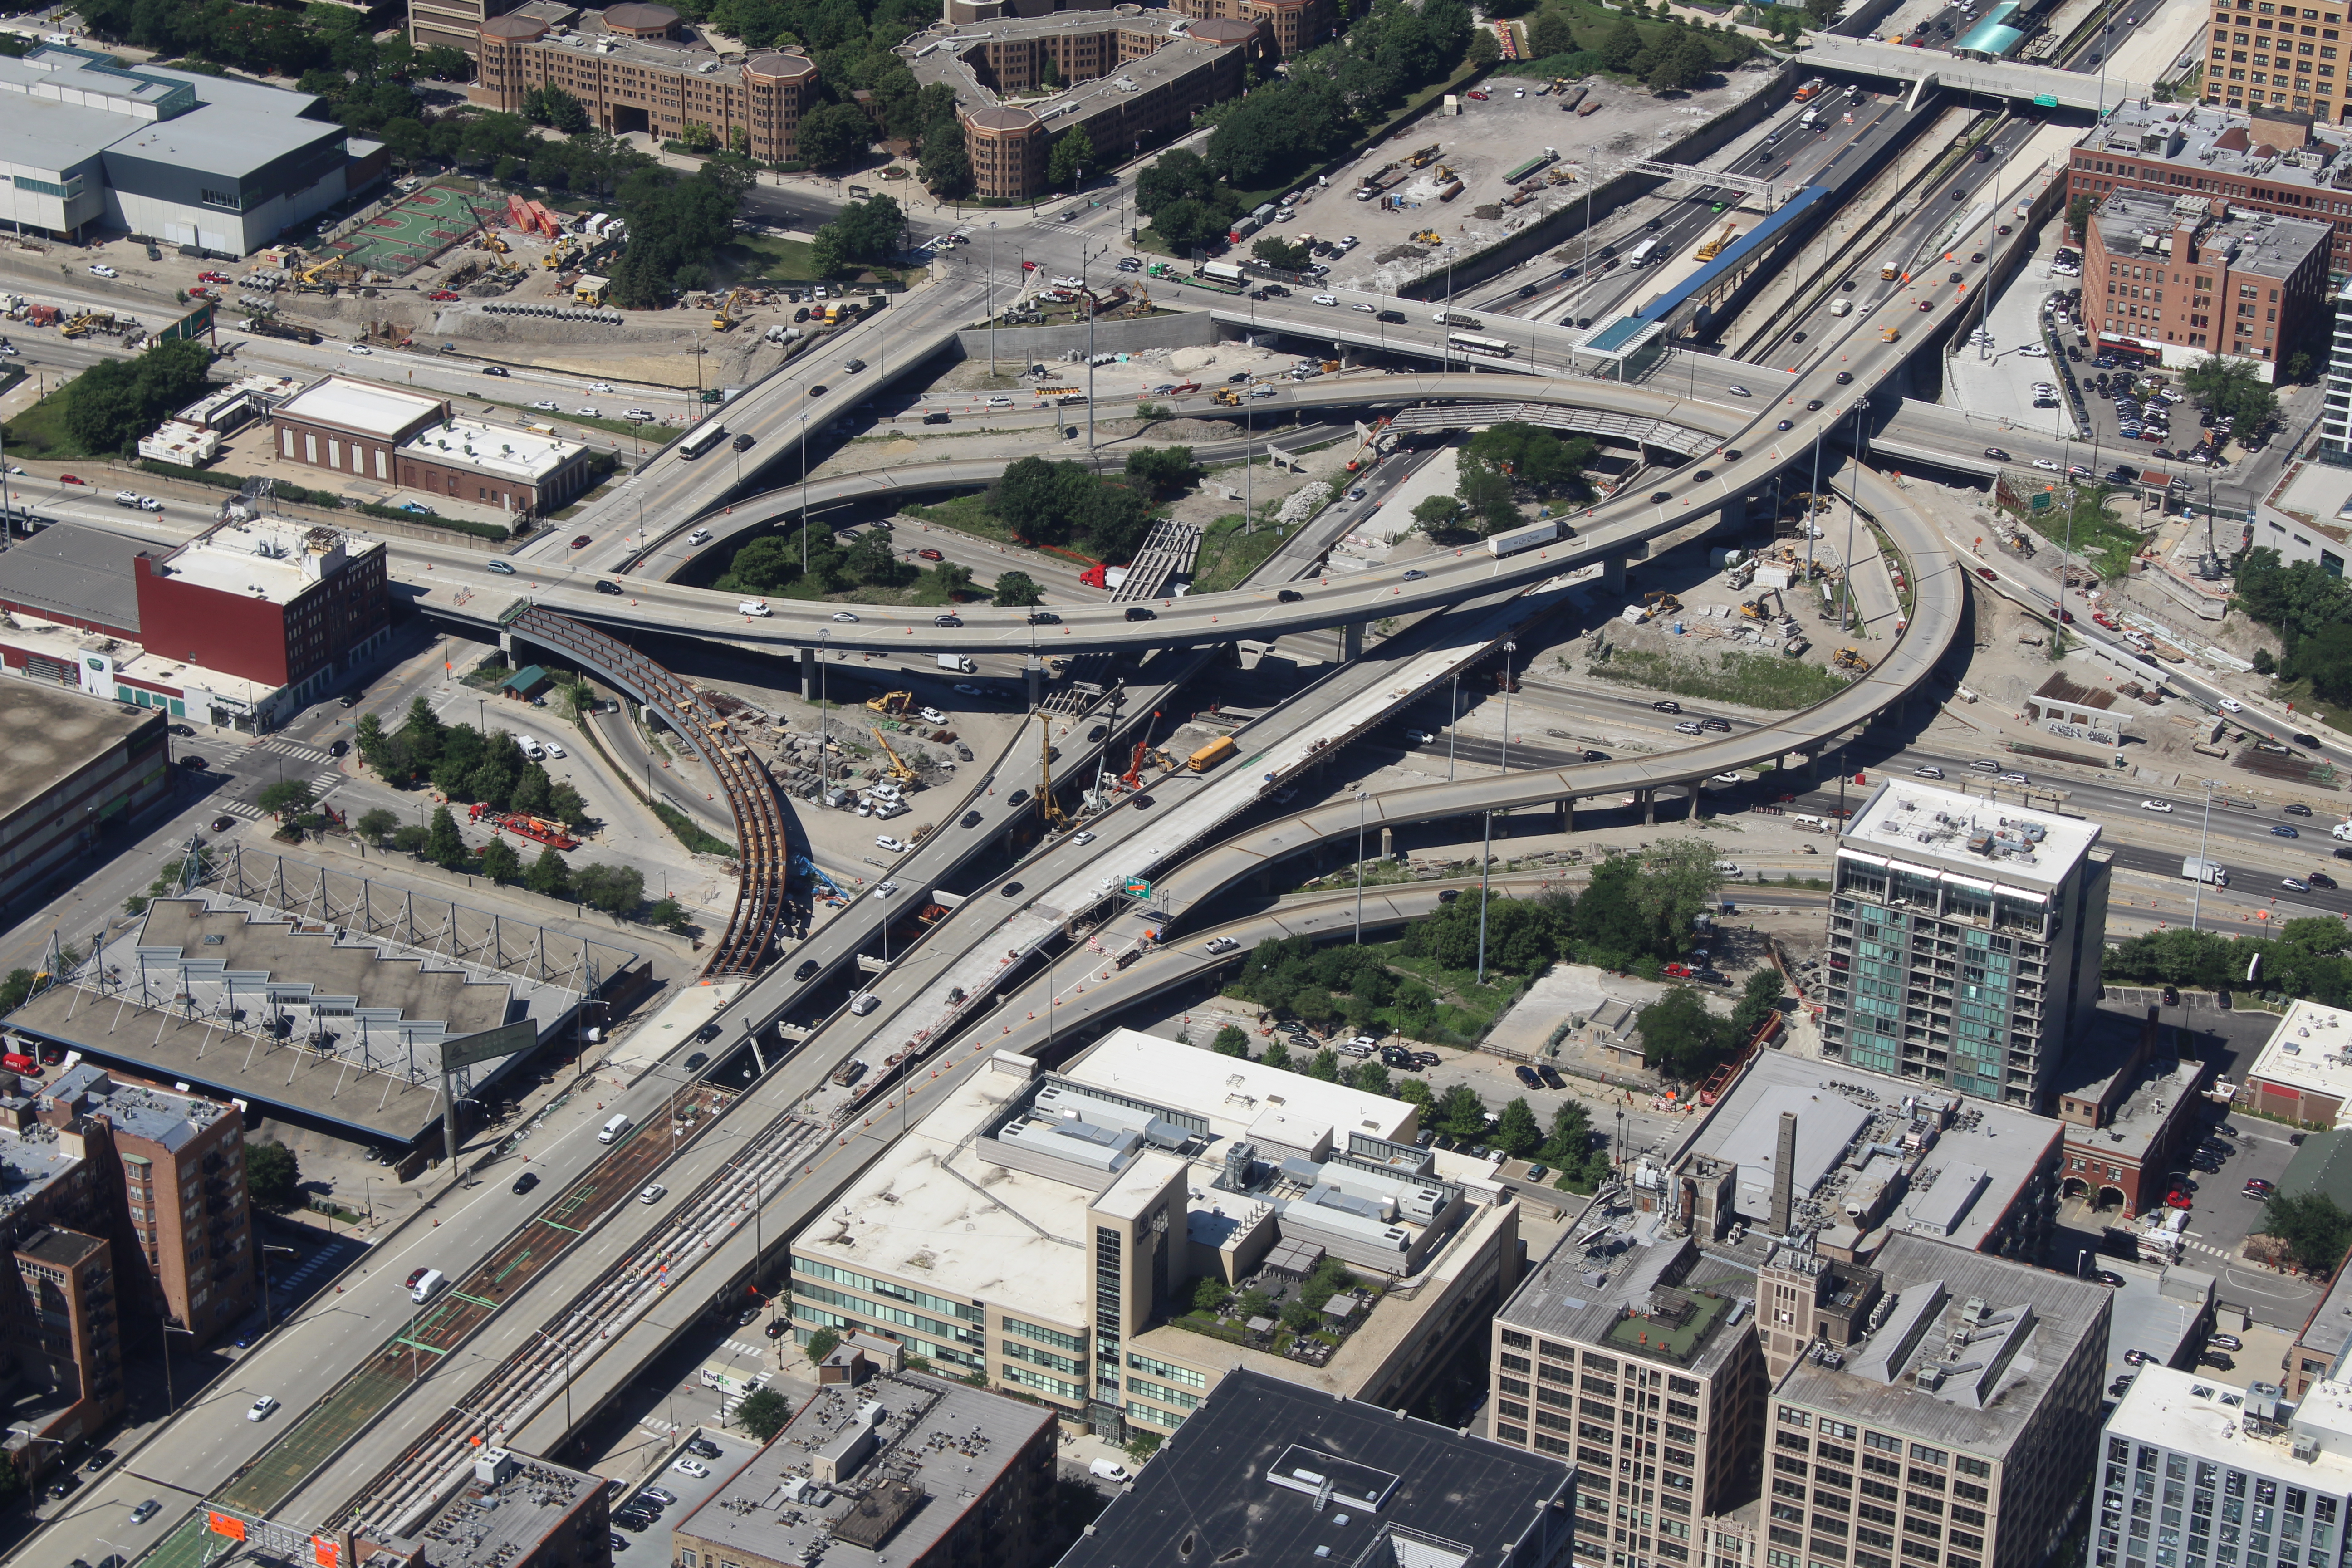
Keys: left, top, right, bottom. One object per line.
{"left": 11, "top": 19, "right": 2342, "bottom": 1568}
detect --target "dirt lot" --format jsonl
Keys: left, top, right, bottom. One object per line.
{"left": 1300, "top": 63, "right": 1782, "bottom": 295}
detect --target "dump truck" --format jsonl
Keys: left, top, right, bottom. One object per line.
{"left": 1188, "top": 736, "right": 1238, "bottom": 773}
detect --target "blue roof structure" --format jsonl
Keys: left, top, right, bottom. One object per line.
{"left": 1580, "top": 185, "right": 1836, "bottom": 355}
{"left": 1956, "top": 3, "right": 2026, "bottom": 56}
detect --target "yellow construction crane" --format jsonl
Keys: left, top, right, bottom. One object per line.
{"left": 1693, "top": 220, "right": 1738, "bottom": 262}
{"left": 864, "top": 691, "right": 911, "bottom": 717}
{"left": 867, "top": 726, "right": 918, "bottom": 784}
{"left": 1036, "top": 713, "right": 1069, "bottom": 832}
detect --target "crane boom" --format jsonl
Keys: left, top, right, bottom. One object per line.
{"left": 1037, "top": 714, "right": 1069, "bottom": 831}
{"left": 867, "top": 726, "right": 917, "bottom": 783}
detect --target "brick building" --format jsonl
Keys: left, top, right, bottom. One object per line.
{"left": 943, "top": 0, "right": 1331, "bottom": 55}
{"left": 903, "top": 12, "right": 1264, "bottom": 203}
{"left": 2082, "top": 186, "right": 2334, "bottom": 376}
{"left": 270, "top": 375, "right": 593, "bottom": 521}
{"left": 2068, "top": 100, "right": 2352, "bottom": 273}
{"left": 470, "top": 5, "right": 819, "bottom": 164}
{"left": 2201, "top": 0, "right": 2352, "bottom": 126}
{"left": 0, "top": 683, "right": 169, "bottom": 917}
{"left": 130, "top": 518, "right": 391, "bottom": 702}
{"left": 2050, "top": 1007, "right": 2208, "bottom": 1220}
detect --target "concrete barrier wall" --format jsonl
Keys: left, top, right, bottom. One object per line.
{"left": 950, "top": 311, "right": 1218, "bottom": 363}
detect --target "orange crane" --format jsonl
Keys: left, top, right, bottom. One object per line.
{"left": 1119, "top": 710, "right": 1165, "bottom": 792}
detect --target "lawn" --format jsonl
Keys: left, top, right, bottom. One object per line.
{"left": 1585, "top": 646, "right": 1855, "bottom": 709}
{"left": 1192, "top": 510, "right": 1287, "bottom": 593}
{"left": 1382, "top": 944, "right": 1530, "bottom": 1043}
{"left": 3, "top": 374, "right": 96, "bottom": 461}
{"left": 898, "top": 491, "right": 1019, "bottom": 546}
{"left": 2017, "top": 486, "right": 2145, "bottom": 584}
{"left": 718, "top": 233, "right": 910, "bottom": 288}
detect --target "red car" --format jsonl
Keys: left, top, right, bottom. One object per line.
{"left": 917, "top": 548, "right": 945, "bottom": 562}
{"left": 428, "top": 290, "right": 460, "bottom": 301}
{"left": 570, "top": 534, "right": 592, "bottom": 549}
{"left": 2166, "top": 1188, "right": 2194, "bottom": 1210}
{"left": 1975, "top": 567, "right": 1997, "bottom": 580}
{"left": 59, "top": 474, "right": 83, "bottom": 485}
{"left": 1466, "top": 89, "right": 1490, "bottom": 100}
{"left": 1663, "top": 962, "right": 1694, "bottom": 979}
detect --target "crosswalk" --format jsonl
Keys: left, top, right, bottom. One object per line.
{"left": 255, "top": 736, "right": 344, "bottom": 804}
{"left": 215, "top": 801, "right": 267, "bottom": 821}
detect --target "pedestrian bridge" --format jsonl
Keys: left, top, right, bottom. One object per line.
{"left": 1803, "top": 33, "right": 2155, "bottom": 111}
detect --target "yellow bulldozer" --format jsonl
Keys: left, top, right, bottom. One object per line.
{"left": 1411, "top": 230, "right": 1444, "bottom": 245}
{"left": 1644, "top": 591, "right": 1681, "bottom": 615}
{"left": 1834, "top": 647, "right": 1871, "bottom": 672}
{"left": 1213, "top": 387, "right": 1244, "bottom": 406}
{"left": 1740, "top": 599, "right": 1769, "bottom": 620}
{"left": 711, "top": 289, "right": 746, "bottom": 332}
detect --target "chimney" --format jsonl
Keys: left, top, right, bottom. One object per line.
{"left": 1771, "top": 1111, "right": 1798, "bottom": 1235}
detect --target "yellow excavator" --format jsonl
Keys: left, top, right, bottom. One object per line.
{"left": 865, "top": 691, "right": 911, "bottom": 717}
{"left": 1644, "top": 591, "right": 1681, "bottom": 615}
{"left": 1036, "top": 713, "right": 1069, "bottom": 832}
{"left": 868, "top": 726, "right": 918, "bottom": 784}
{"left": 1834, "top": 647, "right": 1871, "bottom": 672}
{"left": 1693, "top": 220, "right": 1738, "bottom": 262}
{"left": 711, "top": 289, "right": 746, "bottom": 332}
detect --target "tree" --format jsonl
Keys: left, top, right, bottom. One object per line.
{"left": 1636, "top": 987, "right": 1735, "bottom": 1081}
{"left": 1435, "top": 1083, "right": 1491, "bottom": 1142}
{"left": 1411, "top": 495, "right": 1465, "bottom": 537}
{"left": 1729, "top": 966, "right": 1784, "bottom": 1040}
{"left": 1261, "top": 1038, "right": 1293, "bottom": 1072}
{"left": 61, "top": 337, "right": 213, "bottom": 453}
{"left": 1253, "top": 235, "right": 1312, "bottom": 271}
{"left": 1528, "top": 6, "right": 1577, "bottom": 55}
{"left": 2065, "top": 192, "right": 2095, "bottom": 242}
{"left": 1395, "top": 1076, "right": 1436, "bottom": 1115}
{"left": 1456, "top": 464, "right": 1522, "bottom": 536}
{"left": 356, "top": 808, "right": 399, "bottom": 843}
{"left": 1193, "top": 1275, "right": 1232, "bottom": 1313}
{"left": 1308, "top": 1047, "right": 1342, "bottom": 1082}
{"left": 478, "top": 837, "right": 523, "bottom": 884}
{"left": 573, "top": 862, "right": 646, "bottom": 917}
{"left": 245, "top": 1141, "right": 300, "bottom": 1209}
{"left": 256, "top": 779, "right": 314, "bottom": 820}
{"left": 810, "top": 194, "right": 905, "bottom": 277}
{"left": 424, "top": 804, "right": 468, "bottom": 869}
{"left": 524, "top": 845, "right": 573, "bottom": 900}
{"left": 1492, "top": 1097, "right": 1543, "bottom": 1157}
{"left": 1048, "top": 124, "right": 1094, "bottom": 191}
{"left": 1346, "top": 1060, "right": 1393, "bottom": 1097}
{"left": 919, "top": 122, "right": 971, "bottom": 197}
{"left": 735, "top": 1387, "right": 792, "bottom": 1440}
{"left": 804, "top": 1327, "right": 841, "bottom": 1363}
{"left": 2184, "top": 354, "right": 2280, "bottom": 434}
{"left": 993, "top": 570, "right": 1046, "bottom": 608}
{"left": 0, "top": 968, "right": 34, "bottom": 1012}
{"left": 2262, "top": 1191, "right": 2352, "bottom": 1277}
{"left": 796, "top": 102, "right": 873, "bottom": 169}
{"left": 1599, "top": 18, "right": 1645, "bottom": 70}
{"left": 1212, "top": 1025, "right": 1251, "bottom": 1058}
{"left": 1123, "top": 446, "right": 1197, "bottom": 494}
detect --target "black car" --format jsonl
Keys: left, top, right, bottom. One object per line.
{"left": 481, "top": 365, "right": 510, "bottom": 377}
{"left": 923, "top": 412, "right": 951, "bottom": 424}
{"left": 47, "top": 1475, "right": 78, "bottom": 1500}
{"left": 2314, "top": 872, "right": 2340, "bottom": 890}
{"left": 593, "top": 580, "right": 623, "bottom": 595}
{"left": 178, "top": 755, "right": 208, "bottom": 770}
{"left": 2288, "top": 803, "right": 2315, "bottom": 816}
{"left": 1514, "top": 1064, "right": 1544, "bottom": 1089}
{"left": 615, "top": 1512, "right": 657, "bottom": 1533}
{"left": 794, "top": 960, "right": 820, "bottom": 982}
{"left": 1537, "top": 1064, "right": 1565, "bottom": 1090}
{"left": 686, "top": 1439, "right": 723, "bottom": 1460}
{"left": 695, "top": 1021, "right": 722, "bottom": 1043}
{"left": 1654, "top": 701, "right": 1682, "bottom": 714}
{"left": 1835, "top": 371, "right": 1852, "bottom": 384}
{"left": 1278, "top": 588, "right": 1303, "bottom": 603}
{"left": 329, "top": 739, "right": 348, "bottom": 757}
{"left": 210, "top": 815, "right": 235, "bottom": 832}
{"left": 84, "top": 1449, "right": 116, "bottom": 1473}
{"left": 1804, "top": 398, "right": 1823, "bottom": 411}
{"left": 1650, "top": 490, "right": 1672, "bottom": 502}
{"left": 766, "top": 1318, "right": 791, "bottom": 1338}
{"left": 511, "top": 1171, "right": 539, "bottom": 1195}
{"left": 731, "top": 433, "right": 756, "bottom": 451}
{"left": 1124, "top": 606, "right": 1155, "bottom": 621}
{"left": 168, "top": 723, "right": 194, "bottom": 736}
{"left": 1377, "top": 309, "right": 1406, "bottom": 323}
{"left": 1027, "top": 610, "right": 1060, "bottom": 625}
{"left": 962, "top": 810, "right": 984, "bottom": 828}
{"left": 2298, "top": 732, "right": 2326, "bottom": 747}
{"left": 844, "top": 358, "right": 867, "bottom": 372}
{"left": 1001, "top": 881, "right": 1024, "bottom": 897}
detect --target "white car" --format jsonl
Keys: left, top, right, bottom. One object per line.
{"left": 1339, "top": 235, "right": 1359, "bottom": 250}
{"left": 543, "top": 740, "right": 566, "bottom": 759}
{"left": 2140, "top": 799, "right": 2173, "bottom": 813}
{"left": 1312, "top": 294, "right": 1338, "bottom": 306}
{"left": 347, "top": 344, "right": 373, "bottom": 355}
{"left": 2219, "top": 697, "right": 2244, "bottom": 713}
{"left": 530, "top": 400, "right": 559, "bottom": 411}
{"left": 587, "top": 381, "right": 614, "bottom": 393}
{"left": 919, "top": 706, "right": 947, "bottom": 724}
{"left": 638, "top": 1183, "right": 666, "bottom": 1205}
{"left": 2032, "top": 458, "right": 2060, "bottom": 472}
{"left": 688, "top": 528, "right": 712, "bottom": 545}
{"left": 1353, "top": 302, "right": 1377, "bottom": 313}
{"left": 676, "top": 1459, "right": 711, "bottom": 1478}
{"left": 832, "top": 610, "right": 859, "bottom": 622}
{"left": 737, "top": 599, "right": 772, "bottom": 617}
{"left": 576, "top": 407, "right": 601, "bottom": 418}
{"left": 247, "top": 1396, "right": 278, "bottom": 1421}
{"left": 624, "top": 407, "right": 657, "bottom": 421}
{"left": 1727, "top": 384, "right": 1753, "bottom": 397}
{"left": 1072, "top": 830, "right": 1096, "bottom": 846}
{"left": 985, "top": 396, "right": 1013, "bottom": 408}
{"left": 1404, "top": 729, "right": 1434, "bottom": 745}
{"left": 876, "top": 835, "right": 907, "bottom": 853}
{"left": 88, "top": 264, "right": 117, "bottom": 278}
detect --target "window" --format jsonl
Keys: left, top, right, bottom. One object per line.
{"left": 1127, "top": 1353, "right": 1205, "bottom": 1388}
{"left": 200, "top": 187, "right": 246, "bottom": 211}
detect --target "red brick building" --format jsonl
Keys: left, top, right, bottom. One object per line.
{"left": 132, "top": 520, "right": 390, "bottom": 700}
{"left": 2081, "top": 183, "right": 2333, "bottom": 376}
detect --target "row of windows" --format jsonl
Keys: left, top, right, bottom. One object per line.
{"left": 795, "top": 1259, "right": 982, "bottom": 1321}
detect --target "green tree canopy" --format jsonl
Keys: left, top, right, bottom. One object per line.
{"left": 1435, "top": 1083, "right": 1491, "bottom": 1142}
{"left": 1635, "top": 987, "right": 1736, "bottom": 1081}
{"left": 478, "top": 836, "right": 523, "bottom": 884}
{"left": 257, "top": 779, "right": 314, "bottom": 818}
{"left": 1492, "top": 1097, "right": 1542, "bottom": 1157}
{"left": 524, "top": 844, "right": 574, "bottom": 901}
{"left": 58, "top": 338, "right": 213, "bottom": 454}
{"left": 2262, "top": 1191, "right": 2352, "bottom": 1277}
{"left": 992, "top": 570, "right": 1046, "bottom": 607}
{"left": 245, "top": 1141, "right": 300, "bottom": 1209}
{"left": 424, "top": 805, "right": 468, "bottom": 869}
{"left": 736, "top": 1387, "right": 793, "bottom": 1440}
{"left": 1047, "top": 124, "right": 1094, "bottom": 190}
{"left": 2185, "top": 354, "right": 2280, "bottom": 435}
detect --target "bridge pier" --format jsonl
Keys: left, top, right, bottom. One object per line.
{"left": 1339, "top": 621, "right": 1364, "bottom": 662}
{"left": 1558, "top": 798, "right": 1574, "bottom": 832}
{"left": 1642, "top": 789, "right": 1656, "bottom": 826}
{"left": 1025, "top": 659, "right": 1043, "bottom": 711}
{"left": 1601, "top": 555, "right": 1628, "bottom": 594}
{"left": 745, "top": 1016, "right": 768, "bottom": 1077}
{"left": 1381, "top": 826, "right": 1393, "bottom": 858}
{"left": 799, "top": 645, "right": 818, "bottom": 700}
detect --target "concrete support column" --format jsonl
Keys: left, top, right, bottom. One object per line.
{"left": 1339, "top": 621, "right": 1364, "bottom": 662}
{"left": 1601, "top": 554, "right": 1627, "bottom": 594}
{"left": 1717, "top": 492, "right": 1749, "bottom": 534}
{"left": 1024, "top": 660, "right": 1043, "bottom": 711}
{"left": 1380, "top": 826, "right": 1393, "bottom": 858}
{"left": 1558, "top": 798, "right": 1574, "bottom": 832}
{"left": 798, "top": 645, "right": 817, "bottom": 700}
{"left": 1642, "top": 789, "right": 1657, "bottom": 825}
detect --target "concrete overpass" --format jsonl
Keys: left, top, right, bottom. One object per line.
{"left": 1802, "top": 32, "right": 2155, "bottom": 110}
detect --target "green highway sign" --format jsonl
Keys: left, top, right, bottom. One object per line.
{"left": 2034, "top": 93, "right": 2058, "bottom": 107}
{"left": 1122, "top": 878, "right": 1153, "bottom": 898}
{"left": 442, "top": 1019, "right": 538, "bottom": 1071}
{"left": 2030, "top": 491, "right": 2054, "bottom": 513}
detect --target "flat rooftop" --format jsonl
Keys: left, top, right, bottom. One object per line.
{"left": 1771, "top": 1231, "right": 2111, "bottom": 1456}
{"left": 0, "top": 678, "right": 158, "bottom": 825}
{"left": 1838, "top": 779, "right": 2102, "bottom": 892}
{"left": 2298, "top": 1235, "right": 2352, "bottom": 1375}
{"left": 2245, "top": 999, "right": 2352, "bottom": 1120}
{"left": 2080, "top": 99, "right": 2352, "bottom": 201}
{"left": 398, "top": 418, "right": 586, "bottom": 485}
{"left": 1498, "top": 1230, "right": 1758, "bottom": 1377}
{"left": 796, "top": 1029, "right": 1428, "bottom": 1325}
{"left": 2109, "top": 1365, "right": 2352, "bottom": 1482}
{"left": 672, "top": 1371, "right": 1055, "bottom": 1568}
{"left": 1671, "top": 1049, "right": 2065, "bottom": 1253}
{"left": 0, "top": 617, "right": 274, "bottom": 711}
{"left": 42, "top": 1062, "right": 232, "bottom": 1153}
{"left": 0, "top": 1111, "right": 86, "bottom": 1224}
{"left": 0, "top": 50, "right": 343, "bottom": 179}
{"left": 0, "top": 521, "right": 148, "bottom": 632}
{"left": 401, "top": 1450, "right": 605, "bottom": 1568}
{"left": 903, "top": 11, "right": 1245, "bottom": 128}
{"left": 1056, "top": 1366, "right": 1574, "bottom": 1568}
{"left": 154, "top": 518, "right": 380, "bottom": 608}
{"left": 2090, "top": 186, "right": 2332, "bottom": 281}
{"left": 273, "top": 376, "right": 446, "bottom": 442}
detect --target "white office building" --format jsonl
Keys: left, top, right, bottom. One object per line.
{"left": 2100, "top": 1367, "right": 2352, "bottom": 1568}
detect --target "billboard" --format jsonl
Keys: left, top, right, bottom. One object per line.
{"left": 441, "top": 1019, "right": 538, "bottom": 1073}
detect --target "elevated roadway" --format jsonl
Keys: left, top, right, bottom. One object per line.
{"left": 1801, "top": 31, "right": 2156, "bottom": 107}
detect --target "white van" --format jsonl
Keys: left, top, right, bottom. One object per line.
{"left": 410, "top": 1268, "right": 446, "bottom": 1303}
{"left": 1090, "top": 1459, "right": 1132, "bottom": 1484}
{"left": 516, "top": 735, "right": 546, "bottom": 761}
{"left": 598, "top": 1112, "right": 632, "bottom": 1143}
{"left": 850, "top": 994, "right": 880, "bottom": 1016}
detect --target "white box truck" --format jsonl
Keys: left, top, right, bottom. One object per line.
{"left": 936, "top": 653, "right": 976, "bottom": 673}
{"left": 599, "top": 1112, "right": 632, "bottom": 1143}
{"left": 2181, "top": 857, "right": 2229, "bottom": 887}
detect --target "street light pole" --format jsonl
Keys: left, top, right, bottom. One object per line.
{"left": 2190, "top": 779, "right": 2219, "bottom": 931}
{"left": 1353, "top": 790, "right": 1367, "bottom": 943}
{"left": 534, "top": 1328, "right": 573, "bottom": 1433}
{"left": 987, "top": 220, "right": 999, "bottom": 377}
